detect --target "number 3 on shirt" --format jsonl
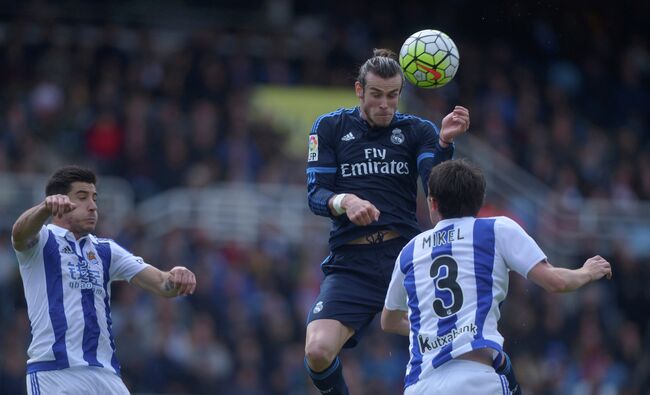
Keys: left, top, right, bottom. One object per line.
{"left": 429, "top": 255, "right": 463, "bottom": 317}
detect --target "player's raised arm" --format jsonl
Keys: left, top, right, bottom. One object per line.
{"left": 438, "top": 105, "right": 470, "bottom": 147}
{"left": 12, "top": 195, "right": 76, "bottom": 251}
{"left": 130, "top": 265, "right": 197, "bottom": 297}
{"left": 414, "top": 106, "right": 470, "bottom": 197}
{"left": 527, "top": 256, "right": 612, "bottom": 293}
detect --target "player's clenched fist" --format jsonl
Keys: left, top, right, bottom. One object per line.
{"left": 44, "top": 194, "right": 77, "bottom": 218}
{"left": 166, "top": 266, "right": 197, "bottom": 296}
{"left": 342, "top": 194, "right": 380, "bottom": 226}
{"left": 582, "top": 255, "right": 613, "bottom": 281}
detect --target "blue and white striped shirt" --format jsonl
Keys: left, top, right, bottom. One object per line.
{"left": 384, "top": 216, "right": 546, "bottom": 390}
{"left": 14, "top": 224, "right": 149, "bottom": 375}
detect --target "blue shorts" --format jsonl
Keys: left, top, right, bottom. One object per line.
{"left": 307, "top": 237, "right": 407, "bottom": 348}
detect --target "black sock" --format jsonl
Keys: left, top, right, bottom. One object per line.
{"left": 304, "top": 356, "right": 349, "bottom": 395}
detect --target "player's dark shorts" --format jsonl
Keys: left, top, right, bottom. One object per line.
{"left": 307, "top": 237, "right": 407, "bottom": 348}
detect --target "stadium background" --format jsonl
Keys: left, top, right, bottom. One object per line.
{"left": 0, "top": 0, "right": 648, "bottom": 394}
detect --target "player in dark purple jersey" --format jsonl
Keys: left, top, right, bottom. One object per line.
{"left": 304, "top": 48, "right": 470, "bottom": 394}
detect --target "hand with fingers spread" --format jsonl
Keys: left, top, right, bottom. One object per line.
{"left": 339, "top": 194, "right": 380, "bottom": 226}
{"left": 166, "top": 266, "right": 197, "bottom": 296}
{"left": 44, "top": 194, "right": 77, "bottom": 218}
{"left": 439, "top": 105, "right": 470, "bottom": 146}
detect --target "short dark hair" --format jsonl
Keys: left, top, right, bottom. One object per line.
{"left": 45, "top": 166, "right": 97, "bottom": 196}
{"left": 427, "top": 159, "right": 486, "bottom": 219}
{"left": 356, "top": 48, "right": 404, "bottom": 89}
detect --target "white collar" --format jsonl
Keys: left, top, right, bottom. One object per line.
{"left": 434, "top": 216, "right": 476, "bottom": 228}
{"left": 47, "top": 224, "right": 98, "bottom": 244}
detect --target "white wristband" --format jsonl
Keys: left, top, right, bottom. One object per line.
{"left": 332, "top": 193, "right": 347, "bottom": 215}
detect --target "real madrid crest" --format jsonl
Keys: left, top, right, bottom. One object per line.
{"left": 391, "top": 128, "right": 405, "bottom": 145}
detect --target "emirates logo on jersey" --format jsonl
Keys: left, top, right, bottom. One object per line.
{"left": 340, "top": 147, "right": 410, "bottom": 177}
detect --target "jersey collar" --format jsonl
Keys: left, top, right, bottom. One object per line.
{"left": 434, "top": 216, "right": 476, "bottom": 228}
{"left": 47, "top": 223, "right": 98, "bottom": 244}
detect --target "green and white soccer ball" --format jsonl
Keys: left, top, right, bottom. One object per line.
{"left": 399, "top": 29, "right": 459, "bottom": 88}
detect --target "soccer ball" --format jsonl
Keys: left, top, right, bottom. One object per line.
{"left": 399, "top": 29, "right": 459, "bottom": 89}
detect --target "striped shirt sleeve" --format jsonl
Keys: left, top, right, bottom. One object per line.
{"left": 495, "top": 217, "right": 547, "bottom": 278}
{"left": 104, "top": 240, "right": 151, "bottom": 282}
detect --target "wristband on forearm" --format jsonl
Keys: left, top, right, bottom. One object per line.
{"left": 332, "top": 194, "right": 347, "bottom": 215}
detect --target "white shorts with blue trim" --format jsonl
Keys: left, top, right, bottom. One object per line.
{"left": 404, "top": 359, "right": 510, "bottom": 395}
{"left": 26, "top": 366, "right": 129, "bottom": 395}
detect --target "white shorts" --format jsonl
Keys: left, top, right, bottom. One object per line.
{"left": 404, "top": 359, "right": 510, "bottom": 395}
{"left": 26, "top": 366, "right": 130, "bottom": 395}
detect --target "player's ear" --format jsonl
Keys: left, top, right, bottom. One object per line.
{"left": 428, "top": 196, "right": 438, "bottom": 211}
{"left": 354, "top": 81, "right": 364, "bottom": 99}
{"left": 428, "top": 197, "right": 441, "bottom": 223}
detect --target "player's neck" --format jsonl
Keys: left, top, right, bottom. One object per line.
{"left": 51, "top": 220, "right": 89, "bottom": 240}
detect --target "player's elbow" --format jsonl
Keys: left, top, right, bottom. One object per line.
{"left": 306, "top": 192, "right": 321, "bottom": 215}
{"left": 529, "top": 262, "right": 572, "bottom": 293}
{"left": 380, "top": 309, "right": 402, "bottom": 334}
{"left": 11, "top": 224, "right": 30, "bottom": 251}
{"left": 380, "top": 310, "right": 391, "bottom": 332}
{"left": 10, "top": 225, "right": 21, "bottom": 246}
{"left": 306, "top": 198, "right": 319, "bottom": 215}
{"left": 380, "top": 319, "right": 396, "bottom": 334}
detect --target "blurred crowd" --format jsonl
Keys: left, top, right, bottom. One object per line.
{"left": 0, "top": 1, "right": 649, "bottom": 394}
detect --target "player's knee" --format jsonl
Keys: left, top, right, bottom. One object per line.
{"left": 305, "top": 341, "right": 337, "bottom": 372}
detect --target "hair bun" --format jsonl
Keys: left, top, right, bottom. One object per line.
{"left": 373, "top": 48, "right": 397, "bottom": 60}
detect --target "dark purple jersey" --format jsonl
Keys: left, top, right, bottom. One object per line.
{"left": 307, "top": 107, "right": 453, "bottom": 250}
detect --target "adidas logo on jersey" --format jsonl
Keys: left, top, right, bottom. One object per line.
{"left": 341, "top": 132, "right": 355, "bottom": 141}
{"left": 61, "top": 246, "right": 75, "bottom": 254}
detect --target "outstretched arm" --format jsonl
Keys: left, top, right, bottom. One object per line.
{"left": 131, "top": 266, "right": 196, "bottom": 298}
{"left": 528, "top": 255, "right": 612, "bottom": 293}
{"left": 12, "top": 195, "right": 76, "bottom": 251}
